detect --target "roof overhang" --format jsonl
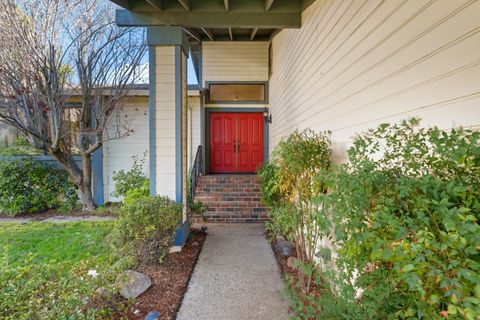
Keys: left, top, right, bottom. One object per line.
{"left": 113, "top": 0, "right": 317, "bottom": 42}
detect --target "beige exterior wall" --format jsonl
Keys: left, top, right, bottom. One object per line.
{"left": 181, "top": 51, "right": 188, "bottom": 222}
{"left": 154, "top": 46, "right": 176, "bottom": 199}
{"left": 103, "top": 97, "right": 149, "bottom": 202}
{"left": 102, "top": 93, "right": 198, "bottom": 203}
{"left": 187, "top": 94, "right": 201, "bottom": 168}
{"left": 202, "top": 41, "right": 270, "bottom": 109}
{"left": 269, "top": 0, "right": 480, "bottom": 163}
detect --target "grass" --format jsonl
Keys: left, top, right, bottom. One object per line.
{"left": 0, "top": 221, "right": 127, "bottom": 320}
{"left": 1, "top": 221, "right": 115, "bottom": 266}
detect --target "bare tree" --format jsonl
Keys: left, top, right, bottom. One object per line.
{"left": 0, "top": 0, "right": 146, "bottom": 211}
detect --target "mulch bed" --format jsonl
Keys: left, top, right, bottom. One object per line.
{"left": 270, "top": 236, "right": 298, "bottom": 279}
{"left": 122, "top": 229, "right": 206, "bottom": 320}
{"left": 270, "top": 235, "right": 323, "bottom": 318}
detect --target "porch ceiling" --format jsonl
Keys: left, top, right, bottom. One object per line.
{"left": 113, "top": 0, "right": 317, "bottom": 42}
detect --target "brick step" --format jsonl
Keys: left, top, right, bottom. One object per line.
{"left": 195, "top": 191, "right": 262, "bottom": 201}
{"left": 196, "top": 187, "right": 261, "bottom": 192}
{"left": 191, "top": 174, "right": 268, "bottom": 224}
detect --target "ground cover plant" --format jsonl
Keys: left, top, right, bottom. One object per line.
{"left": 260, "top": 119, "right": 480, "bottom": 319}
{"left": 0, "top": 221, "right": 125, "bottom": 319}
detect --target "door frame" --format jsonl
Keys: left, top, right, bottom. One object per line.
{"left": 205, "top": 107, "right": 269, "bottom": 174}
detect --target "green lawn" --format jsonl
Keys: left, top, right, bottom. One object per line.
{"left": 1, "top": 221, "right": 114, "bottom": 266}
{"left": 0, "top": 221, "right": 125, "bottom": 320}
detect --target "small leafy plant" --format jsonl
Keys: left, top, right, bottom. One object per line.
{"left": 112, "top": 154, "right": 148, "bottom": 199}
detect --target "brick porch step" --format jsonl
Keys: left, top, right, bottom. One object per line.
{"left": 191, "top": 174, "right": 268, "bottom": 223}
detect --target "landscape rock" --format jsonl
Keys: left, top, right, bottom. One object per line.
{"left": 145, "top": 311, "right": 161, "bottom": 320}
{"left": 274, "top": 237, "right": 295, "bottom": 257}
{"left": 115, "top": 270, "right": 151, "bottom": 299}
{"left": 169, "top": 246, "right": 182, "bottom": 253}
{"left": 94, "top": 287, "right": 113, "bottom": 300}
{"left": 287, "top": 257, "right": 298, "bottom": 269}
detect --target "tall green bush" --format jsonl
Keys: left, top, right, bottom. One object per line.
{"left": 259, "top": 119, "right": 480, "bottom": 319}
{"left": 317, "top": 119, "right": 480, "bottom": 319}
{"left": 0, "top": 158, "right": 77, "bottom": 216}
{"left": 258, "top": 129, "right": 331, "bottom": 293}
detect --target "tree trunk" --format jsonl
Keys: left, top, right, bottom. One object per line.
{"left": 79, "top": 153, "right": 95, "bottom": 211}
{"left": 50, "top": 149, "right": 96, "bottom": 212}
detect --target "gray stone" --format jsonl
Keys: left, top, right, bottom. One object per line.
{"left": 145, "top": 311, "right": 161, "bottom": 320}
{"left": 274, "top": 238, "right": 295, "bottom": 257}
{"left": 169, "top": 246, "right": 182, "bottom": 253}
{"left": 115, "top": 270, "right": 151, "bottom": 299}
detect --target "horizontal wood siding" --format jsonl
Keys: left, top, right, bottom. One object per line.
{"left": 269, "top": 0, "right": 480, "bottom": 162}
{"left": 189, "top": 96, "right": 201, "bottom": 166}
{"left": 103, "top": 98, "right": 149, "bottom": 202}
{"left": 203, "top": 41, "right": 270, "bottom": 109}
{"left": 182, "top": 51, "right": 188, "bottom": 221}
{"left": 155, "top": 46, "right": 176, "bottom": 199}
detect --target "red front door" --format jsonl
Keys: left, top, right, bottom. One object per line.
{"left": 210, "top": 112, "right": 264, "bottom": 173}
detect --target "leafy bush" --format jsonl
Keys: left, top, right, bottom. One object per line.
{"left": 258, "top": 129, "right": 331, "bottom": 293}
{"left": 259, "top": 119, "right": 480, "bottom": 320}
{"left": 316, "top": 119, "right": 480, "bottom": 319}
{"left": 0, "top": 158, "right": 78, "bottom": 216}
{"left": 0, "top": 136, "right": 42, "bottom": 156}
{"left": 122, "top": 179, "right": 150, "bottom": 206}
{"left": 117, "top": 195, "right": 180, "bottom": 266}
{"left": 112, "top": 155, "right": 148, "bottom": 199}
{"left": 261, "top": 119, "right": 480, "bottom": 319}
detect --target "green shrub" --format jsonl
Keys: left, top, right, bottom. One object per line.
{"left": 122, "top": 179, "right": 150, "bottom": 206}
{"left": 0, "top": 158, "right": 78, "bottom": 216}
{"left": 0, "top": 136, "right": 42, "bottom": 156}
{"left": 258, "top": 129, "right": 331, "bottom": 293}
{"left": 317, "top": 119, "right": 480, "bottom": 319}
{"left": 117, "top": 195, "right": 180, "bottom": 266}
{"left": 112, "top": 155, "right": 148, "bottom": 199}
{"left": 260, "top": 119, "right": 480, "bottom": 319}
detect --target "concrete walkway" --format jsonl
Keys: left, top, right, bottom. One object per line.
{"left": 177, "top": 224, "right": 290, "bottom": 320}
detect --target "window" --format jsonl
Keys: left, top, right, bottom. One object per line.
{"left": 62, "top": 104, "right": 81, "bottom": 154}
{"left": 206, "top": 82, "right": 268, "bottom": 104}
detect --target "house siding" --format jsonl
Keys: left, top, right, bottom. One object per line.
{"left": 202, "top": 41, "right": 270, "bottom": 109}
{"left": 154, "top": 46, "right": 176, "bottom": 199}
{"left": 181, "top": 50, "right": 188, "bottom": 222}
{"left": 269, "top": 0, "right": 480, "bottom": 162}
{"left": 188, "top": 95, "right": 201, "bottom": 167}
{"left": 103, "top": 98, "right": 149, "bottom": 202}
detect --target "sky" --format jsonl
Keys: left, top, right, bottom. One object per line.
{"left": 187, "top": 58, "right": 198, "bottom": 85}
{"left": 138, "top": 57, "right": 198, "bottom": 85}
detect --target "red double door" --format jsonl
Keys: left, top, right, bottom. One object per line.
{"left": 210, "top": 112, "right": 264, "bottom": 173}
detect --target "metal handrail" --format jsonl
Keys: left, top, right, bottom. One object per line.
{"left": 189, "top": 145, "right": 203, "bottom": 201}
